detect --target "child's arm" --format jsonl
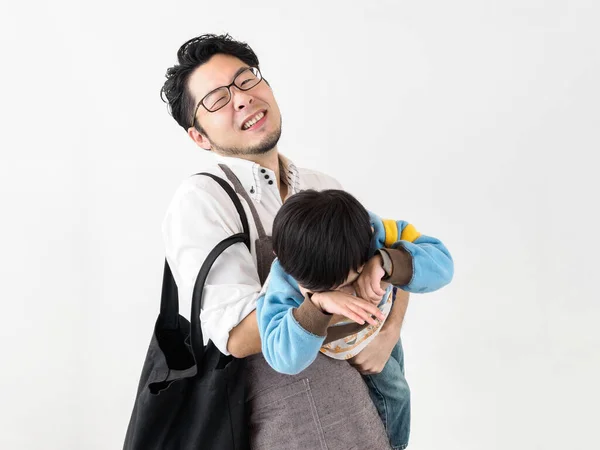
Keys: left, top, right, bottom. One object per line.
{"left": 257, "top": 261, "right": 384, "bottom": 375}
{"left": 256, "top": 262, "right": 331, "bottom": 375}
{"left": 370, "top": 213, "right": 454, "bottom": 293}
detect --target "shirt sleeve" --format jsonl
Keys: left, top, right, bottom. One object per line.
{"left": 162, "top": 176, "right": 261, "bottom": 355}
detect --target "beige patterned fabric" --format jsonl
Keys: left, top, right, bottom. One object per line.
{"left": 320, "top": 291, "right": 393, "bottom": 360}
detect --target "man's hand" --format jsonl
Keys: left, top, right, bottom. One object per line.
{"left": 354, "top": 254, "right": 389, "bottom": 304}
{"left": 348, "top": 325, "right": 399, "bottom": 375}
{"left": 348, "top": 289, "right": 409, "bottom": 374}
{"left": 311, "top": 290, "right": 385, "bottom": 326}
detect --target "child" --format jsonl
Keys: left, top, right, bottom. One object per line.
{"left": 256, "top": 189, "right": 454, "bottom": 450}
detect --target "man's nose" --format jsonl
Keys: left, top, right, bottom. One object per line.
{"left": 231, "top": 87, "right": 254, "bottom": 110}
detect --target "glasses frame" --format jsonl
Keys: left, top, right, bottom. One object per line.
{"left": 190, "top": 66, "right": 263, "bottom": 128}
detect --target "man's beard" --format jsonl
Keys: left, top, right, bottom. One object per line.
{"left": 208, "top": 118, "right": 282, "bottom": 157}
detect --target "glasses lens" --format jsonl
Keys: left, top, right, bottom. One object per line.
{"left": 235, "top": 68, "right": 261, "bottom": 91}
{"left": 203, "top": 87, "right": 231, "bottom": 112}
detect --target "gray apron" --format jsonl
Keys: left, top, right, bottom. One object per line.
{"left": 220, "top": 164, "right": 391, "bottom": 450}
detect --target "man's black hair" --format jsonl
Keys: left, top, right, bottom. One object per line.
{"left": 160, "top": 34, "right": 260, "bottom": 132}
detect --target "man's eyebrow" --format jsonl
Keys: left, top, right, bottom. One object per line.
{"left": 201, "top": 66, "right": 250, "bottom": 99}
{"left": 232, "top": 66, "right": 250, "bottom": 81}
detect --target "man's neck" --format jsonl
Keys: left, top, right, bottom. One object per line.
{"left": 237, "top": 148, "right": 280, "bottom": 175}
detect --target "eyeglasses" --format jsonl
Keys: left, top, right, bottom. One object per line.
{"left": 190, "top": 66, "right": 263, "bottom": 127}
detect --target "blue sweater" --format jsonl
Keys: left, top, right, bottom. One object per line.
{"left": 256, "top": 212, "right": 454, "bottom": 375}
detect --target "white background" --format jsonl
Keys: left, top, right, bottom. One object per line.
{"left": 1, "top": 1, "right": 598, "bottom": 449}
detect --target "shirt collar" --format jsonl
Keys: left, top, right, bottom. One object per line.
{"left": 278, "top": 154, "right": 300, "bottom": 197}
{"left": 213, "top": 153, "right": 300, "bottom": 202}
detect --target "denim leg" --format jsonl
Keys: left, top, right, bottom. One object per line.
{"left": 363, "top": 338, "right": 411, "bottom": 449}
{"left": 390, "top": 334, "right": 405, "bottom": 375}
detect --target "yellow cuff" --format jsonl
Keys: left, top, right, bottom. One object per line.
{"left": 382, "top": 219, "right": 398, "bottom": 247}
{"left": 400, "top": 224, "right": 421, "bottom": 243}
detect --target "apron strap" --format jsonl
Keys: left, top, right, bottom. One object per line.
{"left": 218, "top": 164, "right": 269, "bottom": 239}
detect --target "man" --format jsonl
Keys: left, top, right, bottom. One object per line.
{"left": 161, "top": 34, "right": 412, "bottom": 449}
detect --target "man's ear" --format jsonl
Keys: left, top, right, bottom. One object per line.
{"left": 187, "top": 127, "right": 212, "bottom": 151}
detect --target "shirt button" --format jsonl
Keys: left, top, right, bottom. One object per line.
{"left": 250, "top": 187, "right": 255, "bottom": 194}
{"left": 268, "top": 180, "right": 274, "bottom": 185}
{"left": 261, "top": 169, "right": 266, "bottom": 173}
{"left": 264, "top": 175, "right": 269, "bottom": 179}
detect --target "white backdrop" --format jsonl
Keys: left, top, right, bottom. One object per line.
{"left": 1, "top": 1, "right": 599, "bottom": 449}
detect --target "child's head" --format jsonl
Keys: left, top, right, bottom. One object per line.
{"left": 272, "top": 189, "right": 372, "bottom": 292}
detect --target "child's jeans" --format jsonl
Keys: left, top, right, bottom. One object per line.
{"left": 363, "top": 338, "right": 411, "bottom": 450}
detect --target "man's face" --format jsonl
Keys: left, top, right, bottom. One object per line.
{"left": 187, "top": 53, "right": 282, "bottom": 156}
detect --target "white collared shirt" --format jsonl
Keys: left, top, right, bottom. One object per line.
{"left": 162, "top": 154, "right": 342, "bottom": 355}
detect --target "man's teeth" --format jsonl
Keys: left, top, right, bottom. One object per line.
{"left": 243, "top": 111, "right": 265, "bottom": 130}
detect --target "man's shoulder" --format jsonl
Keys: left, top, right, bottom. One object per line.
{"left": 168, "top": 164, "right": 233, "bottom": 204}
{"left": 163, "top": 164, "right": 242, "bottom": 232}
{"left": 297, "top": 166, "right": 343, "bottom": 190}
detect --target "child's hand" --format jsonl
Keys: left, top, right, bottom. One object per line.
{"left": 354, "top": 254, "right": 388, "bottom": 304}
{"left": 310, "top": 291, "right": 385, "bottom": 326}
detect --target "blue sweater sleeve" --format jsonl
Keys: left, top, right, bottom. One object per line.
{"left": 256, "top": 261, "right": 326, "bottom": 375}
{"left": 370, "top": 211, "right": 454, "bottom": 293}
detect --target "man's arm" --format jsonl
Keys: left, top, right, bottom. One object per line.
{"left": 382, "top": 288, "right": 410, "bottom": 332}
{"left": 163, "top": 177, "right": 263, "bottom": 356}
{"left": 349, "top": 288, "right": 410, "bottom": 374}
{"left": 227, "top": 311, "right": 262, "bottom": 358}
